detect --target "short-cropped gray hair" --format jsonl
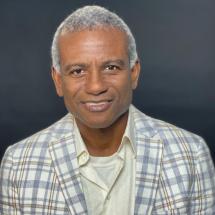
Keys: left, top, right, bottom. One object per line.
{"left": 51, "top": 5, "right": 138, "bottom": 72}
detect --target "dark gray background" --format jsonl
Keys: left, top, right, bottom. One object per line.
{"left": 0, "top": 0, "right": 214, "bottom": 162}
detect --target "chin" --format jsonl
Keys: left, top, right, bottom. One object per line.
{"left": 83, "top": 119, "right": 114, "bottom": 129}
{"left": 72, "top": 108, "right": 129, "bottom": 129}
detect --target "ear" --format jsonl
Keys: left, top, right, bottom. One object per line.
{"left": 51, "top": 67, "right": 64, "bottom": 97}
{"left": 131, "top": 60, "right": 141, "bottom": 89}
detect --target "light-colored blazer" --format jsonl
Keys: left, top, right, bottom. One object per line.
{"left": 1, "top": 105, "right": 215, "bottom": 214}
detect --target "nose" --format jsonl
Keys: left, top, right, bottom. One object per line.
{"left": 85, "top": 70, "right": 108, "bottom": 95}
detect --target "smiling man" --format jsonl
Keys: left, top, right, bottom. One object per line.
{"left": 52, "top": 26, "right": 139, "bottom": 156}
{"left": 1, "top": 5, "right": 215, "bottom": 215}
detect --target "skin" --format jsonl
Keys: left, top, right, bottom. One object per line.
{"left": 52, "top": 27, "right": 140, "bottom": 156}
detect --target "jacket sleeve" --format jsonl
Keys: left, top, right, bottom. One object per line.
{"left": 0, "top": 146, "right": 22, "bottom": 215}
{"left": 189, "top": 138, "right": 215, "bottom": 214}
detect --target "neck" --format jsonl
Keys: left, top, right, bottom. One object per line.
{"left": 76, "top": 111, "right": 129, "bottom": 157}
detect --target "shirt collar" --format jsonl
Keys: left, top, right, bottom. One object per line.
{"left": 74, "top": 105, "right": 136, "bottom": 166}
{"left": 73, "top": 119, "right": 90, "bottom": 166}
{"left": 119, "top": 106, "right": 136, "bottom": 155}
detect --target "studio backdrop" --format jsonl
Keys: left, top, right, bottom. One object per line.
{"left": 0, "top": 0, "right": 214, "bottom": 162}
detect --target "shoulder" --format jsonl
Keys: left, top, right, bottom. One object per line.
{"left": 1, "top": 113, "right": 75, "bottom": 163}
{"left": 131, "top": 105, "right": 210, "bottom": 159}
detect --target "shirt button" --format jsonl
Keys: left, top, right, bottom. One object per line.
{"left": 79, "top": 152, "right": 89, "bottom": 165}
{"left": 83, "top": 152, "right": 88, "bottom": 160}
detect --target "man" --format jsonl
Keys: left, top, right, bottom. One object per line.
{"left": 0, "top": 5, "right": 215, "bottom": 215}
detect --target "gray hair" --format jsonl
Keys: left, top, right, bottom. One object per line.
{"left": 51, "top": 5, "right": 138, "bottom": 72}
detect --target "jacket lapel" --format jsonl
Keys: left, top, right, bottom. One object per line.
{"left": 132, "top": 106, "right": 163, "bottom": 215}
{"left": 48, "top": 116, "right": 87, "bottom": 214}
{"left": 134, "top": 134, "right": 163, "bottom": 215}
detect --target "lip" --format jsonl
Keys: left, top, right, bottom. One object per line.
{"left": 81, "top": 100, "right": 113, "bottom": 112}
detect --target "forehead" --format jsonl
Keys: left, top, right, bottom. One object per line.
{"left": 58, "top": 27, "right": 129, "bottom": 63}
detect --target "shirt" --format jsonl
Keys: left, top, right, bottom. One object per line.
{"left": 74, "top": 111, "right": 136, "bottom": 215}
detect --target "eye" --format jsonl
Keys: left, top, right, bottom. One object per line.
{"left": 105, "top": 65, "right": 120, "bottom": 71}
{"left": 69, "top": 68, "right": 85, "bottom": 77}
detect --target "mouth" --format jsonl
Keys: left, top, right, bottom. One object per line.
{"left": 81, "top": 100, "right": 113, "bottom": 112}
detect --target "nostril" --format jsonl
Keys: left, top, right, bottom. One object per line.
{"left": 85, "top": 77, "right": 108, "bottom": 95}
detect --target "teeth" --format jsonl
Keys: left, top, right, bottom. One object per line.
{"left": 84, "top": 101, "right": 111, "bottom": 112}
{"left": 87, "top": 102, "right": 107, "bottom": 106}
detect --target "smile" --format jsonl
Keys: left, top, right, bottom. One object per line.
{"left": 82, "top": 100, "right": 112, "bottom": 112}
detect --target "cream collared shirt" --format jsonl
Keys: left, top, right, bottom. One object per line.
{"left": 74, "top": 110, "right": 136, "bottom": 215}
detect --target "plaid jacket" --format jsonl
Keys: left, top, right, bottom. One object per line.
{"left": 1, "top": 105, "right": 215, "bottom": 214}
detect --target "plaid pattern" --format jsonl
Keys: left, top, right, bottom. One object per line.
{"left": 0, "top": 105, "right": 215, "bottom": 214}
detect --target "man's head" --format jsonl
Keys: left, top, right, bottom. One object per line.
{"left": 51, "top": 5, "right": 140, "bottom": 129}
{"left": 51, "top": 5, "right": 138, "bottom": 72}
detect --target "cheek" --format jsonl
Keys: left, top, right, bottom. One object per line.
{"left": 111, "top": 74, "right": 133, "bottom": 100}
{"left": 61, "top": 80, "right": 83, "bottom": 103}
{"left": 120, "top": 74, "right": 132, "bottom": 91}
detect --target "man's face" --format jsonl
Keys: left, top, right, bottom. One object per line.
{"left": 52, "top": 27, "right": 140, "bottom": 129}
